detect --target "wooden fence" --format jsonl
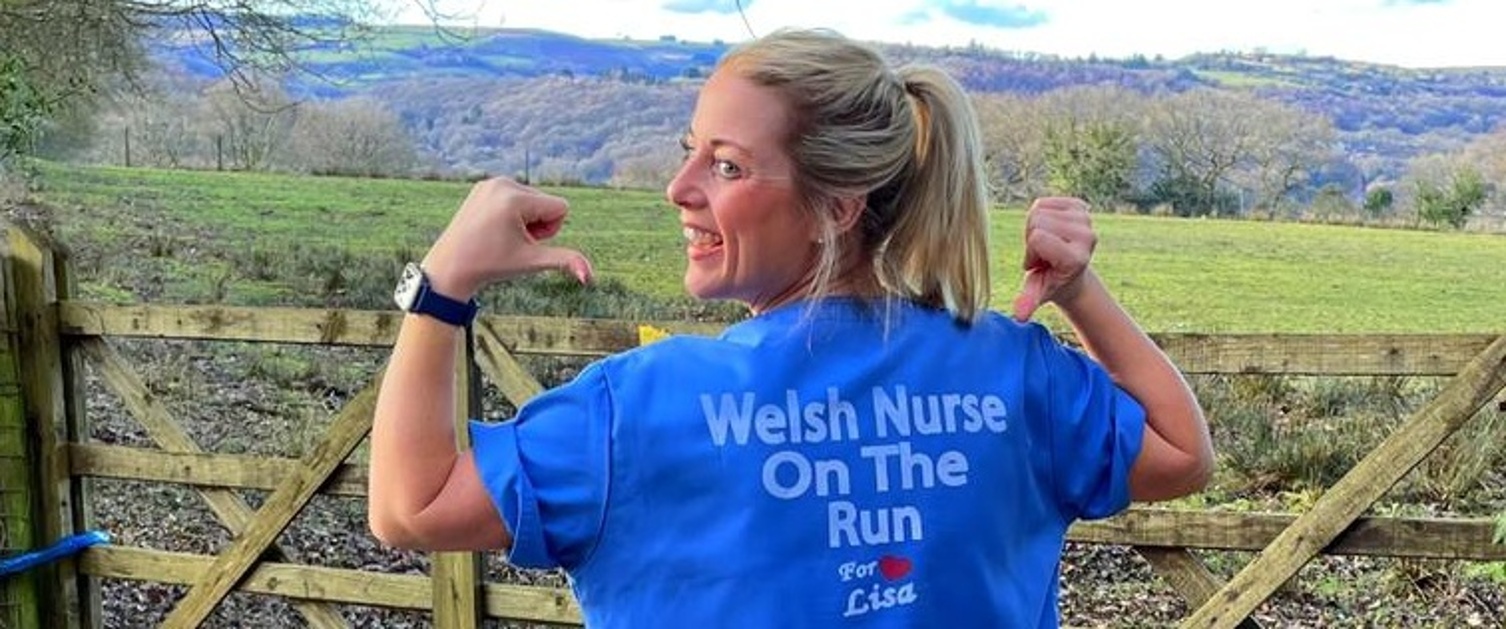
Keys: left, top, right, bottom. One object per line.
{"left": 1, "top": 221, "right": 1504, "bottom": 628}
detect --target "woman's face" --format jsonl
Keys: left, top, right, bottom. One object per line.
{"left": 666, "top": 66, "right": 820, "bottom": 314}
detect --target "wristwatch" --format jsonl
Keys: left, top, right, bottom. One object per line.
{"left": 393, "top": 262, "right": 479, "bottom": 327}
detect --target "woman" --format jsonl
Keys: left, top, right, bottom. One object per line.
{"left": 368, "top": 28, "right": 1211, "bottom": 628}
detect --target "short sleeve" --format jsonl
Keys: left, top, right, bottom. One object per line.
{"left": 1033, "top": 329, "right": 1146, "bottom": 521}
{"left": 468, "top": 363, "right": 613, "bottom": 570}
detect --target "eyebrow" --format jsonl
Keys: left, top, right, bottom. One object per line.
{"left": 683, "top": 130, "right": 752, "bottom": 154}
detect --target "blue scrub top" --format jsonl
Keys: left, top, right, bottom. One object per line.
{"left": 471, "top": 298, "right": 1145, "bottom": 628}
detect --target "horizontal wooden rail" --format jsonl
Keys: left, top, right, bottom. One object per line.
{"left": 56, "top": 302, "right": 1500, "bottom": 375}
{"left": 59, "top": 303, "right": 405, "bottom": 347}
{"left": 68, "top": 444, "right": 1505, "bottom": 561}
{"left": 1069, "top": 509, "right": 1506, "bottom": 560}
{"left": 79, "top": 546, "right": 582, "bottom": 624}
{"left": 1153, "top": 333, "right": 1499, "bottom": 376}
{"left": 67, "top": 443, "right": 367, "bottom": 497}
{"left": 57, "top": 302, "right": 722, "bottom": 355}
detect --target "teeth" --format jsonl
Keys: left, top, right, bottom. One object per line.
{"left": 683, "top": 226, "right": 723, "bottom": 246}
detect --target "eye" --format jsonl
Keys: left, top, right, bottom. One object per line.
{"left": 712, "top": 158, "right": 743, "bottom": 179}
{"left": 678, "top": 136, "right": 694, "bottom": 161}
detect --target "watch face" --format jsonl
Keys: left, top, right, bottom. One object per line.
{"left": 394, "top": 263, "right": 423, "bottom": 310}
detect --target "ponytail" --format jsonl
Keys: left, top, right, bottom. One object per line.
{"left": 874, "top": 68, "right": 991, "bottom": 322}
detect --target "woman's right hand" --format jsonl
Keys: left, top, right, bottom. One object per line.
{"left": 420, "top": 177, "right": 594, "bottom": 299}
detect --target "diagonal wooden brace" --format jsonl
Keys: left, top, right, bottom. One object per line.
{"left": 1181, "top": 334, "right": 1506, "bottom": 628}
{"left": 1137, "top": 547, "right": 1261, "bottom": 628}
{"left": 474, "top": 320, "right": 544, "bottom": 407}
{"left": 157, "top": 366, "right": 383, "bottom": 628}
{"left": 80, "top": 338, "right": 349, "bottom": 629}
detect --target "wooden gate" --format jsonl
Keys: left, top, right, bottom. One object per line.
{"left": 2, "top": 221, "right": 1503, "bottom": 628}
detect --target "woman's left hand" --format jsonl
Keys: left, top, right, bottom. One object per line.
{"left": 1012, "top": 197, "right": 1097, "bottom": 321}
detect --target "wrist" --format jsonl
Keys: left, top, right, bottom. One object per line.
{"left": 394, "top": 262, "right": 480, "bottom": 327}
{"left": 1053, "top": 268, "right": 1103, "bottom": 318}
{"left": 419, "top": 257, "right": 479, "bottom": 301}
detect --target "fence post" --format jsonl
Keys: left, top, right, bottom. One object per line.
{"left": 1, "top": 223, "right": 42, "bottom": 629}
{"left": 4, "top": 222, "right": 83, "bottom": 628}
{"left": 52, "top": 244, "right": 99, "bottom": 628}
{"left": 432, "top": 329, "right": 483, "bottom": 627}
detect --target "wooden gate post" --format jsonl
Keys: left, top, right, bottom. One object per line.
{"left": 432, "top": 331, "right": 484, "bottom": 627}
{"left": 1, "top": 223, "right": 43, "bottom": 629}
{"left": 3, "top": 222, "right": 89, "bottom": 628}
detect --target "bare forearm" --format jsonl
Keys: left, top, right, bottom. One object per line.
{"left": 1056, "top": 270, "right": 1213, "bottom": 493}
{"left": 368, "top": 315, "right": 464, "bottom": 536}
{"left": 364, "top": 178, "right": 586, "bottom": 548}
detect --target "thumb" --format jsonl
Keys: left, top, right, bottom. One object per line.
{"left": 524, "top": 245, "right": 594, "bottom": 284}
{"left": 1012, "top": 267, "right": 1047, "bottom": 322}
{"left": 518, "top": 192, "right": 570, "bottom": 241}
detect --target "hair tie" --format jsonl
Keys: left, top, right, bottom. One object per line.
{"left": 902, "top": 77, "right": 931, "bottom": 164}
{"left": 903, "top": 76, "right": 923, "bottom": 97}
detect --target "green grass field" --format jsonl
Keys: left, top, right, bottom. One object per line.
{"left": 1190, "top": 70, "right": 1302, "bottom": 89}
{"left": 26, "top": 162, "right": 1506, "bottom": 333}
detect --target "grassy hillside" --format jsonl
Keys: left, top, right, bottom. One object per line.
{"left": 25, "top": 162, "right": 1506, "bottom": 333}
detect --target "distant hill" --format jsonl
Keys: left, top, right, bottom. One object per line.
{"left": 149, "top": 25, "right": 1506, "bottom": 184}
{"left": 158, "top": 26, "right": 730, "bottom": 96}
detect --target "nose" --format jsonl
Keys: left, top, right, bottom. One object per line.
{"left": 666, "top": 159, "right": 705, "bottom": 211}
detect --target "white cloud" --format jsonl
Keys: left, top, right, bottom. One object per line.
{"left": 412, "top": 0, "right": 1506, "bottom": 67}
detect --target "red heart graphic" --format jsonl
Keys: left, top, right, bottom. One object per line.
{"left": 878, "top": 555, "right": 912, "bottom": 581}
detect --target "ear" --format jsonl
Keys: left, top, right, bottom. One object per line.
{"left": 828, "top": 194, "right": 867, "bottom": 238}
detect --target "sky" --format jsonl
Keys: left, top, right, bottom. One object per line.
{"left": 409, "top": 0, "right": 1506, "bottom": 69}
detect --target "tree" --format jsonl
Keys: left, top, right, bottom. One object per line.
{"left": 1362, "top": 187, "right": 1394, "bottom": 217}
{"left": 204, "top": 76, "right": 296, "bottom": 170}
{"left": 973, "top": 94, "right": 1049, "bottom": 202}
{"left": 288, "top": 98, "right": 419, "bottom": 177}
{"left": 1233, "top": 111, "right": 1335, "bottom": 215}
{"left": 1142, "top": 89, "right": 1255, "bottom": 216}
{"left": 0, "top": 0, "right": 144, "bottom": 128}
{"left": 0, "top": 54, "right": 49, "bottom": 164}
{"left": 1310, "top": 183, "right": 1354, "bottom": 218}
{"left": 1456, "top": 123, "right": 1506, "bottom": 218}
{"left": 1043, "top": 120, "right": 1136, "bottom": 208}
{"left": 1142, "top": 89, "right": 1334, "bottom": 217}
{"left": 1038, "top": 86, "right": 1143, "bottom": 208}
{"left": 610, "top": 145, "right": 681, "bottom": 190}
{"left": 91, "top": 71, "right": 214, "bottom": 168}
{"left": 125, "top": 94, "right": 201, "bottom": 168}
{"left": 0, "top": 0, "right": 425, "bottom": 161}
{"left": 1415, "top": 168, "right": 1486, "bottom": 229}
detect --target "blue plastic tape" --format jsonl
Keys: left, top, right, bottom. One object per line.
{"left": 0, "top": 530, "right": 111, "bottom": 577}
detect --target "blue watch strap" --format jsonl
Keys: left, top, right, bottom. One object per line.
{"left": 395, "top": 262, "right": 480, "bottom": 326}
{"left": 414, "top": 282, "right": 479, "bottom": 327}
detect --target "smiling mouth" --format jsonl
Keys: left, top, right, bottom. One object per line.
{"left": 683, "top": 226, "right": 724, "bottom": 248}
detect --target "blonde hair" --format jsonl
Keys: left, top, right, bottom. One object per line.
{"left": 720, "top": 28, "right": 992, "bottom": 323}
